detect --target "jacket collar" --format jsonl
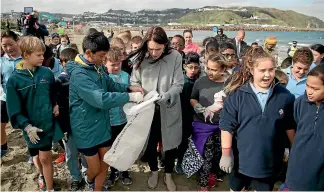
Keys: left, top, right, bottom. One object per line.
{"left": 240, "top": 78, "right": 280, "bottom": 96}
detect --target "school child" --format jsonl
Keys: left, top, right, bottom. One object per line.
{"left": 279, "top": 56, "right": 292, "bottom": 74}
{"left": 66, "top": 32, "right": 143, "bottom": 191}
{"left": 310, "top": 44, "right": 324, "bottom": 66}
{"left": 251, "top": 42, "right": 258, "bottom": 48}
{"left": 48, "top": 33, "right": 60, "bottom": 54}
{"left": 117, "top": 30, "right": 132, "bottom": 53}
{"left": 6, "top": 36, "right": 64, "bottom": 191}
{"left": 280, "top": 64, "right": 324, "bottom": 191}
{"left": 69, "top": 43, "right": 79, "bottom": 52}
{"left": 56, "top": 34, "right": 70, "bottom": 58}
{"left": 285, "top": 47, "right": 314, "bottom": 98}
{"left": 200, "top": 39, "right": 219, "bottom": 77}
{"left": 130, "top": 36, "right": 143, "bottom": 52}
{"left": 219, "top": 47, "right": 296, "bottom": 191}
{"left": 175, "top": 52, "right": 200, "bottom": 174}
{"left": 110, "top": 37, "right": 126, "bottom": 59}
{"left": 220, "top": 42, "right": 239, "bottom": 75}
{"left": 102, "top": 47, "right": 133, "bottom": 189}
{"left": 190, "top": 54, "right": 228, "bottom": 191}
{"left": 43, "top": 45, "right": 64, "bottom": 79}
{"left": 56, "top": 48, "right": 88, "bottom": 191}
{"left": 1, "top": 30, "right": 23, "bottom": 158}
{"left": 275, "top": 70, "right": 289, "bottom": 87}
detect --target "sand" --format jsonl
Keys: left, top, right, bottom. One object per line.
{"left": 1, "top": 124, "right": 231, "bottom": 191}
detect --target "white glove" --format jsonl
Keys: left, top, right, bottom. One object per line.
{"left": 203, "top": 107, "right": 215, "bottom": 123}
{"left": 128, "top": 92, "right": 144, "bottom": 103}
{"left": 194, "top": 103, "right": 206, "bottom": 114}
{"left": 156, "top": 93, "right": 171, "bottom": 105}
{"left": 219, "top": 155, "right": 234, "bottom": 173}
{"left": 24, "top": 125, "right": 43, "bottom": 144}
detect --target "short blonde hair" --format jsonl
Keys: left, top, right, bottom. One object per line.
{"left": 110, "top": 37, "right": 125, "bottom": 46}
{"left": 19, "top": 36, "right": 45, "bottom": 58}
{"left": 106, "top": 47, "right": 123, "bottom": 62}
{"left": 117, "top": 30, "right": 132, "bottom": 43}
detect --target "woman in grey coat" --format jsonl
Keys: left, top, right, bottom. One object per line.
{"left": 126, "top": 27, "right": 184, "bottom": 191}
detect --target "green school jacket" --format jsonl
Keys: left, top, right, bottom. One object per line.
{"left": 6, "top": 61, "right": 63, "bottom": 148}
{"left": 66, "top": 55, "right": 130, "bottom": 149}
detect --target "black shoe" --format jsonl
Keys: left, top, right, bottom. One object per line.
{"left": 71, "top": 179, "right": 85, "bottom": 191}
{"left": 121, "top": 172, "right": 132, "bottom": 185}
{"left": 104, "top": 171, "right": 119, "bottom": 189}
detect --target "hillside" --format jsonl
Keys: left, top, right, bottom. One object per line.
{"left": 178, "top": 6, "right": 324, "bottom": 28}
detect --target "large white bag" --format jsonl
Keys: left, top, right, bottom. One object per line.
{"left": 103, "top": 91, "right": 160, "bottom": 171}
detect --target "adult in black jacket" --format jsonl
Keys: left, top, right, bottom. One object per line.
{"left": 215, "top": 28, "right": 228, "bottom": 45}
{"left": 227, "top": 29, "right": 247, "bottom": 58}
{"left": 22, "top": 11, "right": 49, "bottom": 42}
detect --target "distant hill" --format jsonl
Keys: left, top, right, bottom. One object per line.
{"left": 10, "top": 6, "right": 322, "bottom": 28}
{"left": 178, "top": 6, "right": 324, "bottom": 28}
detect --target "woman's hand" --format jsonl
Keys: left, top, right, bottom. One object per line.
{"left": 128, "top": 86, "right": 144, "bottom": 95}
{"left": 53, "top": 105, "right": 59, "bottom": 117}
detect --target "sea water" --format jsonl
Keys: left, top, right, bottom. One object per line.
{"left": 166, "top": 30, "right": 324, "bottom": 62}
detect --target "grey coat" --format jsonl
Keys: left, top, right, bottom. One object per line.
{"left": 131, "top": 50, "right": 184, "bottom": 151}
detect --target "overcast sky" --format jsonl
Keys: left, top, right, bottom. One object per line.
{"left": 1, "top": 0, "right": 324, "bottom": 21}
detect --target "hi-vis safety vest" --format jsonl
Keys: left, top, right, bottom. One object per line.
{"left": 288, "top": 46, "right": 297, "bottom": 57}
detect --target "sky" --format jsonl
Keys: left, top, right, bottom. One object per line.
{"left": 1, "top": 0, "right": 324, "bottom": 21}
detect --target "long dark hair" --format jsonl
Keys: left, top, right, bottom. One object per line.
{"left": 123, "top": 27, "right": 171, "bottom": 70}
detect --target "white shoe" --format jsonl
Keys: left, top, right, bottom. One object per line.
{"left": 28, "top": 156, "right": 34, "bottom": 164}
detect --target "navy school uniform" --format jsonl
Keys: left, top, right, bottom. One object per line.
{"left": 285, "top": 94, "right": 324, "bottom": 191}
{"left": 220, "top": 80, "right": 296, "bottom": 189}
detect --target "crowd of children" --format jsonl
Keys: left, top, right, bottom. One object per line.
{"left": 0, "top": 27, "right": 324, "bottom": 192}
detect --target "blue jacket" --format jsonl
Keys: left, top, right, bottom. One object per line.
{"left": 108, "top": 71, "right": 130, "bottom": 126}
{"left": 66, "top": 55, "right": 130, "bottom": 149}
{"left": 285, "top": 94, "right": 324, "bottom": 190}
{"left": 220, "top": 80, "right": 296, "bottom": 178}
{"left": 51, "top": 58, "right": 64, "bottom": 79}
{"left": 0, "top": 55, "right": 23, "bottom": 101}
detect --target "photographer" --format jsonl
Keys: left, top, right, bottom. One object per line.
{"left": 22, "top": 11, "right": 49, "bottom": 42}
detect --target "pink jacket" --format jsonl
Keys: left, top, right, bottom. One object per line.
{"left": 183, "top": 43, "right": 201, "bottom": 54}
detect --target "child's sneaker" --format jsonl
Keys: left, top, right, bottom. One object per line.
{"left": 71, "top": 179, "right": 85, "bottom": 191}
{"left": 208, "top": 173, "right": 216, "bottom": 188}
{"left": 55, "top": 153, "right": 65, "bottom": 163}
{"left": 104, "top": 171, "right": 119, "bottom": 189}
{"left": 28, "top": 156, "right": 34, "bottom": 164}
{"left": 84, "top": 175, "right": 95, "bottom": 191}
{"left": 121, "top": 171, "right": 132, "bottom": 185}
{"left": 38, "top": 175, "right": 46, "bottom": 191}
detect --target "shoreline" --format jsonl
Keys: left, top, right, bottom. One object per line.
{"left": 100, "top": 26, "right": 324, "bottom": 32}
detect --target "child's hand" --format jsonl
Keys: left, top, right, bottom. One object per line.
{"left": 24, "top": 125, "right": 43, "bottom": 144}
{"left": 128, "top": 86, "right": 144, "bottom": 95}
{"left": 53, "top": 105, "right": 59, "bottom": 117}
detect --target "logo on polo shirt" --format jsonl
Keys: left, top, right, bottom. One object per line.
{"left": 279, "top": 109, "right": 284, "bottom": 116}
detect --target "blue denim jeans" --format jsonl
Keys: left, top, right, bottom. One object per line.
{"left": 63, "top": 134, "right": 88, "bottom": 182}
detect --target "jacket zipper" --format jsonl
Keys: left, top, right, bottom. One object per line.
{"left": 314, "top": 106, "right": 319, "bottom": 133}
{"left": 26, "top": 68, "right": 36, "bottom": 89}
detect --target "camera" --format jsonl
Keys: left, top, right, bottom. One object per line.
{"left": 24, "top": 13, "right": 37, "bottom": 29}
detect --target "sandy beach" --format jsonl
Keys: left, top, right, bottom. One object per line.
{"left": 1, "top": 124, "right": 230, "bottom": 191}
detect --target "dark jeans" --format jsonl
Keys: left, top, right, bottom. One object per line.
{"left": 109, "top": 123, "right": 129, "bottom": 176}
{"left": 145, "top": 110, "right": 177, "bottom": 173}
